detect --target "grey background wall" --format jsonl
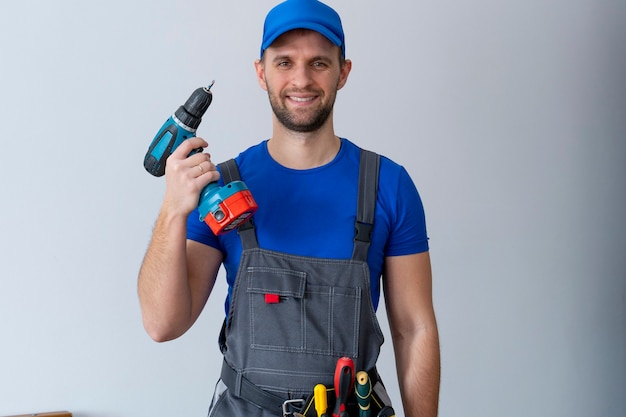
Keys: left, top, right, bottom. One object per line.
{"left": 0, "top": 0, "right": 624, "bottom": 416}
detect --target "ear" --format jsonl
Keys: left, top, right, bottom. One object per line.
{"left": 337, "top": 59, "right": 352, "bottom": 91}
{"left": 254, "top": 59, "right": 268, "bottom": 91}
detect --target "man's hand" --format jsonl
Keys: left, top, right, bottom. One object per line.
{"left": 162, "top": 137, "right": 220, "bottom": 217}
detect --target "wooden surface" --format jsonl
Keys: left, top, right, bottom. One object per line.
{"left": 2, "top": 412, "right": 72, "bottom": 417}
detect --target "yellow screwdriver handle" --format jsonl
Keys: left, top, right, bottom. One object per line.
{"left": 314, "top": 383, "right": 328, "bottom": 417}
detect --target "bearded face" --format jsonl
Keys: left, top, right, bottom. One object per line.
{"left": 256, "top": 30, "right": 349, "bottom": 134}
{"left": 266, "top": 80, "right": 338, "bottom": 133}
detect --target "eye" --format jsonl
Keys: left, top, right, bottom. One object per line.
{"left": 312, "top": 61, "right": 328, "bottom": 68}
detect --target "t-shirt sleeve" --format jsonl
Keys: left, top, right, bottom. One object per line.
{"left": 186, "top": 208, "right": 221, "bottom": 250}
{"left": 384, "top": 166, "right": 429, "bottom": 256}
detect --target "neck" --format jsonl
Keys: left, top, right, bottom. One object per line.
{"left": 267, "top": 118, "right": 341, "bottom": 170}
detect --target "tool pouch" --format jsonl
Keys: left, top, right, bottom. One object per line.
{"left": 296, "top": 379, "right": 392, "bottom": 417}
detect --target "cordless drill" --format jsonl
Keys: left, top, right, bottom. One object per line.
{"left": 143, "top": 81, "right": 258, "bottom": 235}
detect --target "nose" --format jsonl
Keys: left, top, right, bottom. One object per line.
{"left": 290, "top": 63, "right": 313, "bottom": 89}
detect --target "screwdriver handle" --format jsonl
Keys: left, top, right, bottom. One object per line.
{"left": 314, "top": 384, "right": 328, "bottom": 417}
{"left": 355, "top": 371, "right": 372, "bottom": 417}
{"left": 333, "top": 357, "right": 355, "bottom": 417}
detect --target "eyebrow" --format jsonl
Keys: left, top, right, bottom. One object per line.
{"left": 271, "top": 55, "right": 291, "bottom": 63}
{"left": 271, "top": 54, "right": 334, "bottom": 64}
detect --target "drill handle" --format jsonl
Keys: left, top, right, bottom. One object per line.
{"left": 144, "top": 116, "right": 196, "bottom": 177}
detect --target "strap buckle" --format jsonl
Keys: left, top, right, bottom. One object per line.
{"left": 354, "top": 221, "right": 373, "bottom": 243}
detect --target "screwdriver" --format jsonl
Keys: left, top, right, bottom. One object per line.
{"left": 332, "top": 357, "right": 355, "bottom": 417}
{"left": 314, "top": 383, "right": 328, "bottom": 417}
{"left": 355, "top": 371, "right": 372, "bottom": 417}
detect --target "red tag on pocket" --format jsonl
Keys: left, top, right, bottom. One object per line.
{"left": 264, "top": 293, "right": 280, "bottom": 304}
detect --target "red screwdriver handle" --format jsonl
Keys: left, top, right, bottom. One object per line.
{"left": 333, "top": 357, "right": 355, "bottom": 417}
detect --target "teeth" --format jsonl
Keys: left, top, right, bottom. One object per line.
{"left": 290, "top": 96, "right": 314, "bottom": 102}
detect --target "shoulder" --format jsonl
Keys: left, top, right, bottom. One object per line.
{"left": 362, "top": 146, "right": 429, "bottom": 254}
{"left": 233, "top": 141, "right": 268, "bottom": 166}
{"left": 355, "top": 144, "right": 411, "bottom": 191}
{"left": 216, "top": 141, "right": 268, "bottom": 184}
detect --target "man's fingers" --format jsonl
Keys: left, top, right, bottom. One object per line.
{"left": 193, "top": 159, "right": 220, "bottom": 183}
{"left": 172, "top": 137, "right": 209, "bottom": 159}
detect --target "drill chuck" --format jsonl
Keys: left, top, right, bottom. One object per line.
{"left": 144, "top": 81, "right": 257, "bottom": 235}
{"left": 174, "top": 82, "right": 213, "bottom": 131}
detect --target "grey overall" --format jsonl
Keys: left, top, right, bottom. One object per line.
{"left": 208, "top": 150, "right": 390, "bottom": 417}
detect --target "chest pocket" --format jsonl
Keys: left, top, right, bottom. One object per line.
{"left": 246, "top": 265, "right": 362, "bottom": 358}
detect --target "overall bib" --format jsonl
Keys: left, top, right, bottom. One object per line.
{"left": 209, "top": 150, "right": 390, "bottom": 417}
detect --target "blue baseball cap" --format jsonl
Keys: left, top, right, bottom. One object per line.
{"left": 260, "top": 0, "right": 345, "bottom": 58}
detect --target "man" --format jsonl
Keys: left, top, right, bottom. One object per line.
{"left": 138, "top": 0, "right": 440, "bottom": 416}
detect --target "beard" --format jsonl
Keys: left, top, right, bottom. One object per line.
{"left": 267, "top": 85, "right": 336, "bottom": 133}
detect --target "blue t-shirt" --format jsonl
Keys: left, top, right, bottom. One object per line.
{"left": 187, "top": 138, "right": 429, "bottom": 315}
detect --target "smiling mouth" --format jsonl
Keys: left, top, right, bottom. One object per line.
{"left": 288, "top": 95, "right": 316, "bottom": 103}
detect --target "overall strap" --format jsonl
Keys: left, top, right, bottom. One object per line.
{"left": 217, "top": 159, "right": 259, "bottom": 250}
{"left": 352, "top": 149, "right": 380, "bottom": 262}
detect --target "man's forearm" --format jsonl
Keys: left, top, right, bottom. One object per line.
{"left": 395, "top": 324, "right": 440, "bottom": 417}
{"left": 138, "top": 208, "right": 193, "bottom": 342}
